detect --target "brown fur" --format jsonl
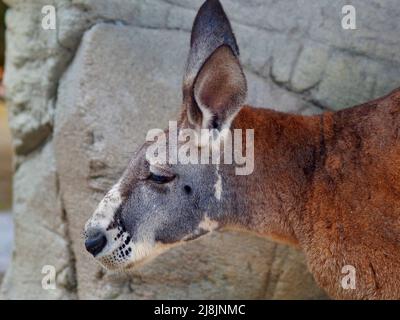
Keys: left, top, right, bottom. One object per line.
{"left": 227, "top": 89, "right": 400, "bottom": 299}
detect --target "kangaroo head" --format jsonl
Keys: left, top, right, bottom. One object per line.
{"left": 84, "top": 0, "right": 249, "bottom": 270}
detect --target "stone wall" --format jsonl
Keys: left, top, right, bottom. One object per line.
{"left": 1, "top": 0, "right": 399, "bottom": 299}
{"left": 0, "top": 103, "right": 12, "bottom": 211}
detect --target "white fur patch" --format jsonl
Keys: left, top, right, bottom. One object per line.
{"left": 129, "top": 242, "right": 173, "bottom": 266}
{"left": 128, "top": 241, "right": 153, "bottom": 261}
{"left": 199, "top": 216, "right": 219, "bottom": 231}
{"left": 85, "top": 182, "right": 122, "bottom": 231}
{"left": 214, "top": 164, "right": 222, "bottom": 200}
{"left": 199, "top": 105, "right": 214, "bottom": 131}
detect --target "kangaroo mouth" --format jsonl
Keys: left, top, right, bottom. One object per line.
{"left": 96, "top": 240, "right": 178, "bottom": 271}
{"left": 89, "top": 223, "right": 218, "bottom": 271}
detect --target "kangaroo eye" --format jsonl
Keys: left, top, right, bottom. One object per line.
{"left": 148, "top": 173, "right": 175, "bottom": 184}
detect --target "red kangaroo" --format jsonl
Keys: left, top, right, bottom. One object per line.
{"left": 84, "top": 0, "right": 400, "bottom": 299}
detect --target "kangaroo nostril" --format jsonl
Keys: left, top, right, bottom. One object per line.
{"left": 85, "top": 230, "right": 107, "bottom": 257}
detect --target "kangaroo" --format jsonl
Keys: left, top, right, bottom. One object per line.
{"left": 84, "top": 0, "right": 400, "bottom": 299}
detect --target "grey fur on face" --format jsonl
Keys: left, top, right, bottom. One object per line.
{"left": 85, "top": 142, "right": 225, "bottom": 270}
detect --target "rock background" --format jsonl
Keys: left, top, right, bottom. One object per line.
{"left": 1, "top": 0, "right": 399, "bottom": 299}
{"left": 0, "top": 103, "right": 12, "bottom": 211}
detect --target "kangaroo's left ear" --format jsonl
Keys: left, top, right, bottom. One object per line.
{"left": 181, "top": 0, "right": 247, "bottom": 132}
{"left": 193, "top": 45, "right": 247, "bottom": 131}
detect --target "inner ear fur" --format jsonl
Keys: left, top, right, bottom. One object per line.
{"left": 193, "top": 45, "right": 247, "bottom": 131}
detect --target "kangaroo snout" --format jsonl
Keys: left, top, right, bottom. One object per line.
{"left": 85, "top": 228, "right": 108, "bottom": 257}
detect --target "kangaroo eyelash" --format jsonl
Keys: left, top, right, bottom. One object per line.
{"left": 147, "top": 173, "right": 176, "bottom": 184}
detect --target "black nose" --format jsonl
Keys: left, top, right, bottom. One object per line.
{"left": 85, "top": 230, "right": 107, "bottom": 256}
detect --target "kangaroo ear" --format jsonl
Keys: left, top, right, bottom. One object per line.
{"left": 194, "top": 46, "right": 246, "bottom": 131}
{"left": 182, "top": 0, "right": 247, "bottom": 132}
